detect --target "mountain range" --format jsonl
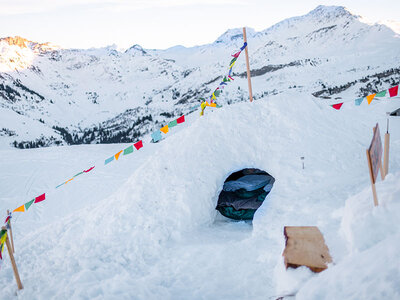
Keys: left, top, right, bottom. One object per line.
{"left": 0, "top": 5, "right": 399, "bottom": 148}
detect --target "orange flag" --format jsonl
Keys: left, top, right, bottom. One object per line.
{"left": 65, "top": 178, "right": 74, "bottom": 184}
{"left": 13, "top": 205, "right": 25, "bottom": 213}
{"left": 366, "top": 93, "right": 376, "bottom": 105}
{"left": 114, "top": 150, "right": 123, "bottom": 161}
{"left": 160, "top": 125, "right": 169, "bottom": 134}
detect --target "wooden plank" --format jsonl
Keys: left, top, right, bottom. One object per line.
{"left": 283, "top": 226, "right": 332, "bottom": 273}
{"left": 367, "top": 149, "right": 379, "bottom": 206}
{"left": 367, "top": 123, "right": 383, "bottom": 184}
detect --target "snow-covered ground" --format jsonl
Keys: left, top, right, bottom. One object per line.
{"left": 0, "top": 92, "right": 399, "bottom": 299}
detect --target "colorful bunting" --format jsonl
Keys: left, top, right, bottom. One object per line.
{"left": 160, "top": 125, "right": 169, "bottom": 134}
{"left": 366, "top": 93, "right": 376, "bottom": 105}
{"left": 168, "top": 120, "right": 178, "bottom": 128}
{"left": 151, "top": 131, "right": 162, "bottom": 142}
{"left": 13, "top": 205, "right": 25, "bottom": 213}
{"left": 123, "top": 145, "right": 134, "bottom": 155}
{"left": 176, "top": 115, "right": 185, "bottom": 124}
{"left": 25, "top": 199, "right": 34, "bottom": 211}
{"left": 134, "top": 140, "right": 143, "bottom": 150}
{"left": 331, "top": 103, "right": 343, "bottom": 110}
{"left": 389, "top": 85, "right": 398, "bottom": 97}
{"left": 114, "top": 150, "right": 123, "bottom": 161}
{"left": 375, "top": 90, "right": 386, "bottom": 97}
{"left": 355, "top": 98, "right": 363, "bottom": 106}
{"left": 105, "top": 156, "right": 114, "bottom": 165}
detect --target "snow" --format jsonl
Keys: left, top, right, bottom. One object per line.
{"left": 0, "top": 90, "right": 399, "bottom": 298}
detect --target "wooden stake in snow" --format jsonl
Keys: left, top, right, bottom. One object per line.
{"left": 2, "top": 226, "right": 23, "bottom": 290}
{"left": 383, "top": 114, "right": 390, "bottom": 177}
{"left": 366, "top": 123, "right": 384, "bottom": 206}
{"left": 242, "top": 27, "right": 253, "bottom": 102}
{"left": 6, "top": 210, "right": 14, "bottom": 253}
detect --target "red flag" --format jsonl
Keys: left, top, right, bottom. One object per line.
{"left": 331, "top": 103, "right": 343, "bottom": 110}
{"left": 4, "top": 216, "right": 10, "bottom": 224}
{"left": 389, "top": 85, "right": 398, "bottom": 97}
{"left": 0, "top": 250, "right": 2, "bottom": 260}
{"left": 231, "top": 51, "right": 241, "bottom": 58}
{"left": 134, "top": 140, "right": 143, "bottom": 150}
{"left": 83, "top": 166, "right": 95, "bottom": 173}
{"left": 34, "top": 193, "right": 46, "bottom": 203}
{"left": 177, "top": 115, "right": 185, "bottom": 124}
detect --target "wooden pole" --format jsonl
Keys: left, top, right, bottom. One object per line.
{"left": 242, "top": 27, "right": 253, "bottom": 102}
{"left": 6, "top": 210, "right": 14, "bottom": 253}
{"left": 2, "top": 226, "right": 23, "bottom": 290}
{"left": 366, "top": 150, "right": 379, "bottom": 206}
{"left": 383, "top": 132, "right": 390, "bottom": 177}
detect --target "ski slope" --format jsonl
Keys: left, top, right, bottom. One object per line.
{"left": 0, "top": 92, "right": 399, "bottom": 299}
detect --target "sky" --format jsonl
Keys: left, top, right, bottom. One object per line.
{"left": 0, "top": 0, "right": 399, "bottom": 50}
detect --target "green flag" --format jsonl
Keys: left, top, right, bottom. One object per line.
{"left": 168, "top": 120, "right": 178, "bottom": 128}
{"left": 123, "top": 145, "right": 134, "bottom": 155}
{"left": 25, "top": 199, "right": 35, "bottom": 211}
{"left": 376, "top": 90, "right": 386, "bottom": 97}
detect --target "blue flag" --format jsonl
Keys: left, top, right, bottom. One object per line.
{"left": 151, "top": 131, "right": 162, "bottom": 143}
{"left": 355, "top": 97, "right": 363, "bottom": 106}
{"left": 105, "top": 156, "right": 114, "bottom": 165}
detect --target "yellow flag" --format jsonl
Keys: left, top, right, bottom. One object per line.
{"left": 13, "top": 205, "right": 25, "bottom": 213}
{"left": 114, "top": 150, "right": 123, "bottom": 161}
{"left": 211, "top": 94, "right": 216, "bottom": 100}
{"left": 160, "top": 125, "right": 169, "bottom": 134}
{"left": 366, "top": 93, "right": 376, "bottom": 105}
{"left": 230, "top": 61, "right": 236, "bottom": 68}
{"left": 0, "top": 232, "right": 7, "bottom": 244}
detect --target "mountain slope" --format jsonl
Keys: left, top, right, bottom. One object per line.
{"left": 0, "top": 5, "right": 399, "bottom": 149}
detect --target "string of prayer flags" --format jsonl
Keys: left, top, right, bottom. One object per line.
{"left": 134, "top": 140, "right": 143, "bottom": 150}
{"left": 123, "top": 145, "right": 134, "bottom": 155}
{"left": 152, "top": 131, "right": 162, "bottom": 142}
{"left": 330, "top": 85, "right": 399, "bottom": 110}
{"left": 366, "top": 93, "right": 376, "bottom": 105}
{"left": 389, "top": 85, "right": 398, "bottom": 97}
{"left": 200, "top": 43, "right": 246, "bottom": 115}
{"left": 114, "top": 150, "right": 123, "bottom": 161}
{"left": 160, "top": 125, "right": 169, "bottom": 134}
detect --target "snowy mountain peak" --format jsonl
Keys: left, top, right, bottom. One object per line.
{"left": 125, "top": 44, "right": 147, "bottom": 55}
{"left": 0, "top": 36, "right": 59, "bottom": 52}
{"left": 307, "top": 5, "right": 356, "bottom": 20}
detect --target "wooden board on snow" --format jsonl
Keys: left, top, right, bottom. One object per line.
{"left": 283, "top": 226, "right": 332, "bottom": 273}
